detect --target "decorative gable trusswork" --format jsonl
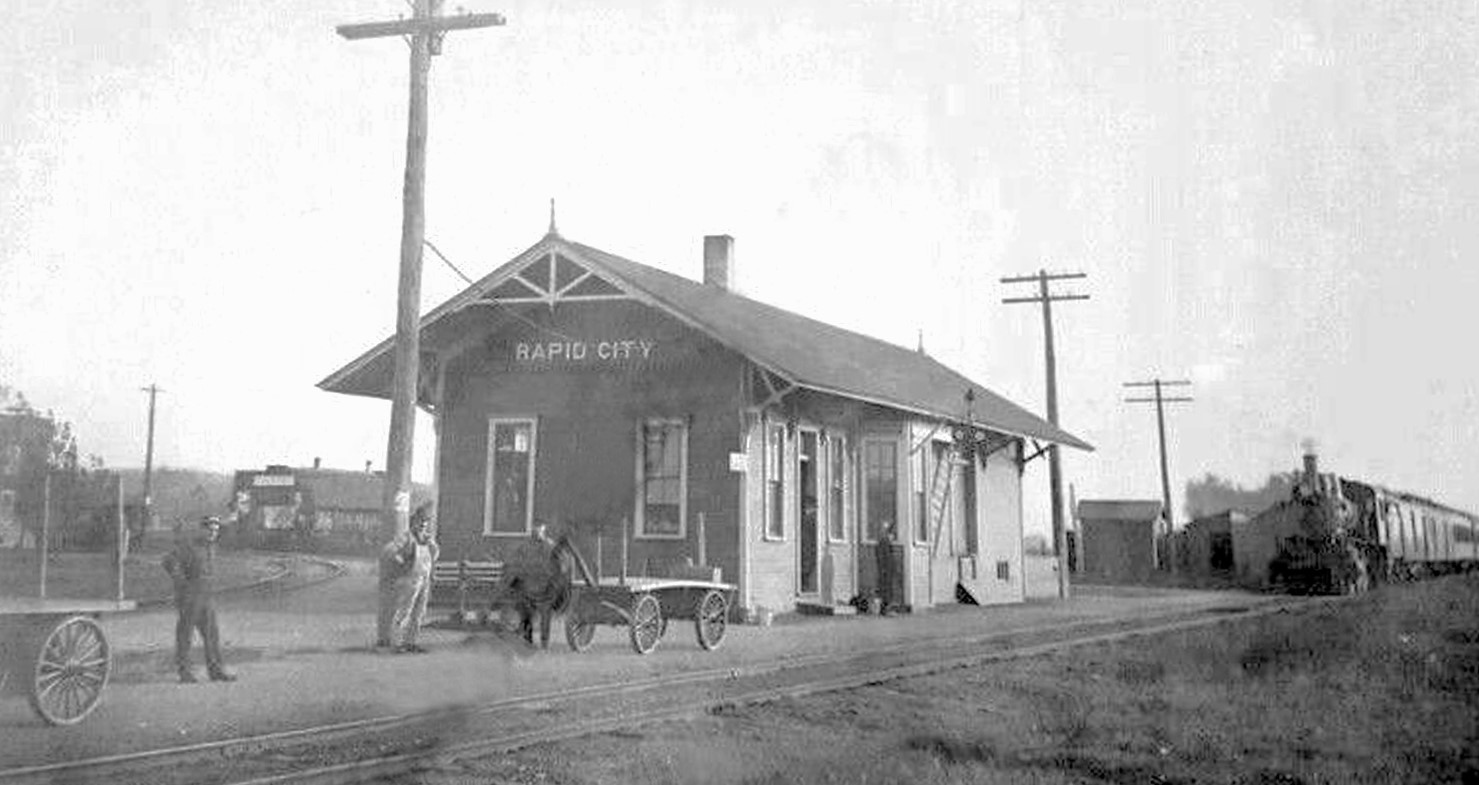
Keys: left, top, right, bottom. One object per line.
{"left": 482, "top": 249, "right": 628, "bottom": 307}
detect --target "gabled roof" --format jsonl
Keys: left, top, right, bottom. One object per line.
{"left": 1078, "top": 500, "right": 1163, "bottom": 522}
{"left": 319, "top": 232, "right": 1091, "bottom": 451}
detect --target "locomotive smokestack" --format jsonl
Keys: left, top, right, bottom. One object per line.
{"left": 1301, "top": 438, "right": 1319, "bottom": 493}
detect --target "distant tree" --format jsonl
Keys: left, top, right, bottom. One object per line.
{"left": 1183, "top": 470, "right": 1300, "bottom": 520}
{"left": 0, "top": 384, "right": 107, "bottom": 551}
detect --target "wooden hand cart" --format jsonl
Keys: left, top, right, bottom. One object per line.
{"left": 0, "top": 598, "right": 134, "bottom": 725}
{"left": 562, "top": 577, "right": 735, "bottom": 655}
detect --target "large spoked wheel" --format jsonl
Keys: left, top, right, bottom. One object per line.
{"left": 628, "top": 594, "right": 663, "bottom": 655}
{"left": 29, "top": 615, "right": 111, "bottom": 726}
{"left": 565, "top": 613, "right": 596, "bottom": 652}
{"left": 694, "top": 590, "right": 729, "bottom": 651}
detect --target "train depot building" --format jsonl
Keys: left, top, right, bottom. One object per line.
{"left": 320, "top": 227, "right": 1090, "bottom": 616}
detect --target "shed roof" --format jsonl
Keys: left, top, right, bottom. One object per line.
{"left": 293, "top": 469, "right": 384, "bottom": 511}
{"left": 1078, "top": 500, "right": 1163, "bottom": 523}
{"left": 319, "top": 232, "right": 1091, "bottom": 451}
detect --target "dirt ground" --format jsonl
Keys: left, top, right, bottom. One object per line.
{"left": 421, "top": 575, "right": 1479, "bottom": 785}
{"left": 0, "top": 545, "right": 280, "bottom": 603}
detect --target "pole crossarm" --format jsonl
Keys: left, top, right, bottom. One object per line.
{"left": 1124, "top": 380, "right": 1191, "bottom": 387}
{"left": 1002, "top": 294, "right": 1091, "bottom": 304}
{"left": 1125, "top": 397, "right": 1194, "bottom": 404}
{"left": 336, "top": 13, "right": 506, "bottom": 40}
{"left": 1000, "top": 272, "right": 1087, "bottom": 284}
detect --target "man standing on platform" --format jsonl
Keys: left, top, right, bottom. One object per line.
{"left": 162, "top": 516, "right": 236, "bottom": 683}
{"left": 382, "top": 503, "right": 439, "bottom": 653}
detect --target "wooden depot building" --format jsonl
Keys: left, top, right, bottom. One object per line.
{"left": 319, "top": 223, "right": 1091, "bottom": 616}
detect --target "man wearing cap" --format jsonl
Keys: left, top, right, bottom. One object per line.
{"left": 162, "top": 516, "right": 235, "bottom": 683}
{"left": 381, "top": 504, "right": 439, "bottom": 653}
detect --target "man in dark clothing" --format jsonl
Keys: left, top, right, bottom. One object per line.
{"left": 875, "top": 520, "right": 897, "bottom": 614}
{"left": 162, "top": 516, "right": 235, "bottom": 683}
{"left": 505, "top": 521, "right": 567, "bottom": 648}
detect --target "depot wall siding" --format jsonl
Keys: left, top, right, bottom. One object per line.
{"left": 434, "top": 300, "right": 746, "bottom": 588}
{"left": 976, "top": 442, "right": 1024, "bottom": 605}
{"left": 745, "top": 410, "right": 796, "bottom": 613}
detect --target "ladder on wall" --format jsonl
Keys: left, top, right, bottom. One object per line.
{"left": 928, "top": 447, "right": 967, "bottom": 557}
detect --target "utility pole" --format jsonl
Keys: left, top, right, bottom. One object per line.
{"left": 140, "top": 384, "right": 163, "bottom": 535}
{"left": 1001, "top": 270, "right": 1088, "bottom": 599}
{"left": 336, "top": 1, "right": 506, "bottom": 647}
{"left": 1123, "top": 378, "right": 1193, "bottom": 571}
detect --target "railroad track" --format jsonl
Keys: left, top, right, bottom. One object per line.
{"left": 0, "top": 595, "right": 1323, "bottom": 785}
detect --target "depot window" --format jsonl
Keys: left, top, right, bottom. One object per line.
{"left": 862, "top": 438, "right": 897, "bottom": 543}
{"left": 827, "top": 435, "right": 847, "bottom": 542}
{"left": 765, "top": 423, "right": 786, "bottom": 540}
{"left": 485, "top": 417, "right": 537, "bottom": 536}
{"left": 637, "top": 419, "right": 687, "bottom": 539}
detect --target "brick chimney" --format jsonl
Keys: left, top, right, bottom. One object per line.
{"left": 313, "top": 457, "right": 321, "bottom": 470}
{"left": 703, "top": 235, "right": 735, "bottom": 291}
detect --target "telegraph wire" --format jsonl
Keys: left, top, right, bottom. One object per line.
{"left": 422, "top": 238, "right": 581, "bottom": 343}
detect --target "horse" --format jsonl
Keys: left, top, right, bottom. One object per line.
{"left": 501, "top": 535, "right": 575, "bottom": 648}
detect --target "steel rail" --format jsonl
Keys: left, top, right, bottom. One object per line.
{"left": 0, "top": 595, "right": 1314, "bottom": 785}
{"left": 234, "top": 595, "right": 1343, "bottom": 785}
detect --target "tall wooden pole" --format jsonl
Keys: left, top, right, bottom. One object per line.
{"left": 115, "top": 473, "right": 126, "bottom": 601}
{"left": 140, "top": 383, "right": 162, "bottom": 536}
{"left": 1124, "top": 378, "right": 1193, "bottom": 572}
{"left": 335, "top": 1, "right": 505, "bottom": 646}
{"left": 39, "top": 473, "right": 50, "bottom": 598}
{"left": 1002, "top": 270, "right": 1089, "bottom": 599}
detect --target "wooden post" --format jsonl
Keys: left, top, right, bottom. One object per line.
{"left": 114, "top": 474, "right": 126, "bottom": 601}
{"left": 39, "top": 473, "right": 50, "bottom": 599}
{"left": 620, "top": 515, "right": 629, "bottom": 586}
{"left": 697, "top": 511, "right": 707, "bottom": 567}
{"left": 594, "top": 520, "right": 603, "bottom": 584}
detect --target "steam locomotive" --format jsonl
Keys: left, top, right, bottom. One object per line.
{"left": 1259, "top": 454, "right": 1477, "bottom": 594}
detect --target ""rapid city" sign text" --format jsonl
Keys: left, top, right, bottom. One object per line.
{"left": 514, "top": 339, "right": 656, "bottom": 363}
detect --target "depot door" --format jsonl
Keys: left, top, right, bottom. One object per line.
{"left": 798, "top": 430, "right": 820, "bottom": 596}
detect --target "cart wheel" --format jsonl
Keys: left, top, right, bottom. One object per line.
{"left": 565, "top": 613, "right": 596, "bottom": 652}
{"left": 29, "top": 615, "right": 110, "bottom": 726}
{"left": 694, "top": 590, "right": 729, "bottom": 651}
{"left": 628, "top": 594, "right": 663, "bottom": 655}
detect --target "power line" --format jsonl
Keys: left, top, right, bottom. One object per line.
{"left": 1001, "top": 269, "right": 1089, "bottom": 599}
{"left": 424, "top": 238, "right": 583, "bottom": 344}
{"left": 423, "top": 238, "right": 473, "bottom": 284}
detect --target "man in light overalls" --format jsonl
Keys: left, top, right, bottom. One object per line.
{"left": 382, "top": 503, "right": 439, "bottom": 654}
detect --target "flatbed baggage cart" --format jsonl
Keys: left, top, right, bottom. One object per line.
{"left": 0, "top": 598, "right": 135, "bottom": 725}
{"left": 563, "top": 577, "right": 735, "bottom": 655}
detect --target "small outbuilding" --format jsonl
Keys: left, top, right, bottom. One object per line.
{"left": 230, "top": 463, "right": 430, "bottom": 554}
{"left": 1180, "top": 510, "right": 1247, "bottom": 579}
{"left": 319, "top": 225, "right": 1091, "bottom": 615}
{"left": 1077, "top": 500, "right": 1162, "bottom": 583}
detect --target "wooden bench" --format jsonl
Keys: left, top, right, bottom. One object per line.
{"left": 429, "top": 560, "right": 505, "bottom": 621}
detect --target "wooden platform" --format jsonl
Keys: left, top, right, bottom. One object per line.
{"left": 0, "top": 598, "right": 137, "bottom": 615}
{"left": 795, "top": 602, "right": 857, "bottom": 616}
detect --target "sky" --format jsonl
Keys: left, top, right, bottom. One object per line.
{"left": 2, "top": 0, "right": 1476, "bottom": 536}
